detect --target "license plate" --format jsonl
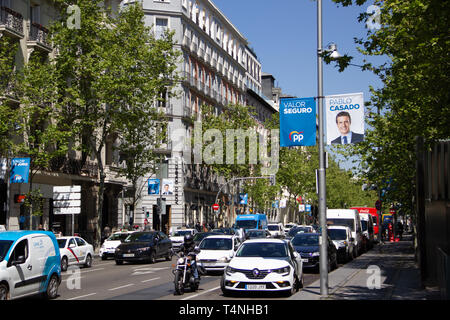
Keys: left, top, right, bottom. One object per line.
{"left": 123, "top": 253, "right": 135, "bottom": 258}
{"left": 302, "top": 259, "right": 309, "bottom": 263}
{"left": 246, "top": 284, "right": 266, "bottom": 290}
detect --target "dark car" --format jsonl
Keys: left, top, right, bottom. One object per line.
{"left": 245, "top": 229, "right": 272, "bottom": 239}
{"left": 192, "top": 232, "right": 221, "bottom": 246}
{"left": 291, "top": 233, "right": 338, "bottom": 272}
{"left": 211, "top": 228, "right": 236, "bottom": 236}
{"left": 285, "top": 226, "right": 314, "bottom": 241}
{"left": 114, "top": 231, "right": 172, "bottom": 265}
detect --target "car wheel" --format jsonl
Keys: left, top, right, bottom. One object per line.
{"left": 0, "top": 283, "right": 9, "bottom": 300}
{"left": 149, "top": 251, "right": 156, "bottom": 264}
{"left": 220, "top": 277, "right": 231, "bottom": 297}
{"left": 101, "top": 254, "right": 107, "bottom": 261}
{"left": 61, "top": 256, "right": 68, "bottom": 272}
{"left": 44, "top": 274, "right": 59, "bottom": 299}
{"left": 115, "top": 260, "right": 123, "bottom": 265}
{"left": 84, "top": 254, "right": 92, "bottom": 268}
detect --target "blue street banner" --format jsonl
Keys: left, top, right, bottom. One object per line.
{"left": 239, "top": 193, "right": 248, "bottom": 205}
{"left": 148, "top": 179, "right": 160, "bottom": 195}
{"left": 280, "top": 97, "right": 316, "bottom": 147}
{"left": 305, "top": 204, "right": 311, "bottom": 212}
{"left": 10, "top": 158, "right": 30, "bottom": 184}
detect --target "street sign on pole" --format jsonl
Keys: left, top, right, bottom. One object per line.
{"left": 212, "top": 203, "right": 219, "bottom": 212}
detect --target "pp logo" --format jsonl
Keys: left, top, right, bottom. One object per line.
{"left": 289, "top": 131, "right": 304, "bottom": 143}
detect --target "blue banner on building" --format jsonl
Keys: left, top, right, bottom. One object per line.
{"left": 280, "top": 97, "right": 316, "bottom": 147}
{"left": 10, "top": 158, "right": 30, "bottom": 184}
{"left": 239, "top": 193, "right": 248, "bottom": 205}
{"left": 148, "top": 179, "right": 160, "bottom": 195}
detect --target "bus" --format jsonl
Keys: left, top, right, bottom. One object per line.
{"left": 235, "top": 214, "right": 268, "bottom": 232}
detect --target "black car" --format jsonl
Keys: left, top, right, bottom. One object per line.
{"left": 285, "top": 226, "right": 314, "bottom": 240}
{"left": 245, "top": 229, "right": 272, "bottom": 239}
{"left": 192, "top": 232, "right": 221, "bottom": 246}
{"left": 291, "top": 233, "right": 338, "bottom": 272}
{"left": 114, "top": 231, "right": 172, "bottom": 265}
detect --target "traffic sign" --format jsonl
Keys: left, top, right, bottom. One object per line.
{"left": 375, "top": 200, "right": 382, "bottom": 210}
{"left": 212, "top": 203, "right": 219, "bottom": 211}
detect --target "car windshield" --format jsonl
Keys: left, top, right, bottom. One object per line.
{"left": 193, "top": 233, "right": 215, "bottom": 242}
{"left": 291, "top": 234, "right": 319, "bottom": 246}
{"left": 236, "top": 220, "right": 257, "bottom": 229}
{"left": 267, "top": 225, "right": 279, "bottom": 231}
{"left": 327, "top": 218, "right": 355, "bottom": 231}
{"left": 285, "top": 224, "right": 295, "bottom": 228}
{"left": 361, "top": 220, "right": 368, "bottom": 231}
{"left": 108, "top": 233, "right": 130, "bottom": 241}
{"left": 288, "top": 227, "right": 310, "bottom": 237}
{"left": 57, "top": 239, "right": 67, "bottom": 248}
{"left": 125, "top": 233, "right": 154, "bottom": 242}
{"left": 328, "top": 229, "right": 347, "bottom": 241}
{"left": 236, "top": 242, "right": 288, "bottom": 258}
{"left": 0, "top": 240, "right": 13, "bottom": 262}
{"left": 171, "top": 230, "right": 193, "bottom": 237}
{"left": 247, "top": 231, "right": 265, "bottom": 237}
{"left": 199, "top": 238, "right": 232, "bottom": 250}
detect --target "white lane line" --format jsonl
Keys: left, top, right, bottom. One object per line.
{"left": 67, "top": 293, "right": 97, "bottom": 300}
{"left": 80, "top": 267, "right": 105, "bottom": 274}
{"left": 108, "top": 284, "right": 135, "bottom": 291}
{"left": 141, "top": 277, "right": 161, "bottom": 283}
{"left": 181, "top": 286, "right": 221, "bottom": 300}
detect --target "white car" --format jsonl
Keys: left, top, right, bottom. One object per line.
{"left": 169, "top": 228, "right": 197, "bottom": 252}
{"left": 328, "top": 226, "right": 355, "bottom": 262}
{"left": 283, "top": 223, "right": 298, "bottom": 234}
{"left": 57, "top": 236, "right": 94, "bottom": 271}
{"left": 100, "top": 231, "right": 134, "bottom": 260}
{"left": 267, "top": 223, "right": 285, "bottom": 238}
{"left": 221, "top": 239, "right": 304, "bottom": 297}
{"left": 196, "top": 235, "right": 240, "bottom": 272}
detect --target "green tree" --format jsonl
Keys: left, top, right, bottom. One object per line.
{"left": 329, "top": 0, "right": 449, "bottom": 217}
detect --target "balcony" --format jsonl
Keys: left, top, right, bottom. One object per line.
{"left": 191, "top": 42, "right": 198, "bottom": 56}
{"left": 0, "top": 6, "right": 24, "bottom": 38}
{"left": 198, "top": 48, "right": 204, "bottom": 61}
{"left": 27, "top": 22, "right": 52, "bottom": 53}
{"left": 182, "top": 36, "right": 191, "bottom": 51}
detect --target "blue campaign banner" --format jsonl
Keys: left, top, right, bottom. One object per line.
{"left": 280, "top": 97, "right": 316, "bottom": 147}
{"left": 10, "top": 158, "right": 30, "bottom": 184}
{"left": 148, "top": 179, "right": 160, "bottom": 195}
{"left": 239, "top": 193, "right": 248, "bottom": 205}
{"left": 305, "top": 204, "right": 311, "bottom": 212}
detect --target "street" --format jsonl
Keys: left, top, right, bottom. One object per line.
{"left": 55, "top": 256, "right": 321, "bottom": 300}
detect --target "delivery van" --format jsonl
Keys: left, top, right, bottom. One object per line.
{"left": 0, "top": 231, "right": 61, "bottom": 300}
{"left": 326, "top": 209, "right": 363, "bottom": 256}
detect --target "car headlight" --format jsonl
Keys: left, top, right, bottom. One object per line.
{"left": 312, "top": 252, "right": 320, "bottom": 257}
{"left": 115, "top": 248, "right": 121, "bottom": 252}
{"left": 225, "top": 266, "right": 237, "bottom": 275}
{"left": 272, "top": 266, "right": 291, "bottom": 276}
{"left": 219, "top": 257, "right": 230, "bottom": 263}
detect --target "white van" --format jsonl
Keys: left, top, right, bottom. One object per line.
{"left": 0, "top": 231, "right": 61, "bottom": 300}
{"left": 359, "top": 213, "right": 375, "bottom": 251}
{"left": 326, "top": 209, "right": 363, "bottom": 256}
{"left": 267, "top": 223, "right": 285, "bottom": 238}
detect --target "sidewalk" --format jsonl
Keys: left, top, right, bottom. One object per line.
{"left": 290, "top": 233, "right": 441, "bottom": 300}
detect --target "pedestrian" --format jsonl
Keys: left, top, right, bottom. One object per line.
{"left": 195, "top": 221, "right": 201, "bottom": 232}
{"left": 19, "top": 214, "right": 25, "bottom": 230}
{"left": 396, "top": 221, "right": 404, "bottom": 240}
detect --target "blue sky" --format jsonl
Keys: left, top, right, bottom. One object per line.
{"left": 214, "top": 0, "right": 388, "bottom": 170}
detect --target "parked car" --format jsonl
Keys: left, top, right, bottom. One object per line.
{"left": 57, "top": 236, "right": 94, "bottom": 272}
{"left": 100, "top": 231, "right": 134, "bottom": 260}
{"left": 192, "top": 231, "right": 221, "bottom": 246}
{"left": 221, "top": 238, "right": 303, "bottom": 297}
{"left": 169, "top": 228, "right": 197, "bottom": 252}
{"left": 0, "top": 231, "right": 61, "bottom": 300}
{"left": 245, "top": 229, "right": 272, "bottom": 240}
{"left": 285, "top": 226, "right": 315, "bottom": 240}
{"left": 328, "top": 226, "right": 355, "bottom": 262}
{"left": 327, "top": 209, "right": 363, "bottom": 256}
{"left": 267, "top": 223, "right": 285, "bottom": 238}
{"left": 359, "top": 213, "right": 375, "bottom": 251}
{"left": 291, "top": 232, "right": 338, "bottom": 272}
{"left": 115, "top": 231, "right": 172, "bottom": 265}
{"left": 196, "top": 235, "right": 240, "bottom": 273}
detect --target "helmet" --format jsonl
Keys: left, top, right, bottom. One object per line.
{"left": 184, "top": 234, "right": 194, "bottom": 245}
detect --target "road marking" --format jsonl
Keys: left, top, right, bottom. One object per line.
{"left": 79, "top": 267, "right": 105, "bottom": 274}
{"left": 141, "top": 277, "right": 161, "bottom": 283}
{"left": 66, "top": 293, "right": 97, "bottom": 300}
{"left": 181, "top": 286, "right": 221, "bottom": 300}
{"left": 108, "top": 284, "right": 135, "bottom": 291}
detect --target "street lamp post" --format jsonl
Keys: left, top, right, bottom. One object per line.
{"left": 317, "top": 0, "right": 328, "bottom": 296}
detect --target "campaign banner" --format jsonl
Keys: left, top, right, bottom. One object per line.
{"left": 280, "top": 97, "right": 316, "bottom": 147}
{"left": 148, "top": 179, "right": 160, "bottom": 195}
{"left": 10, "top": 158, "right": 30, "bottom": 184}
{"left": 325, "top": 92, "right": 365, "bottom": 145}
{"left": 161, "top": 178, "right": 174, "bottom": 195}
{"left": 239, "top": 193, "right": 248, "bottom": 205}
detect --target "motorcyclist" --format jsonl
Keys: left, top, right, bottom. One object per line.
{"left": 179, "top": 234, "right": 200, "bottom": 284}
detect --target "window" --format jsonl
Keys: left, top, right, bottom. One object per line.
{"left": 30, "top": 4, "right": 40, "bottom": 24}
{"left": 68, "top": 238, "right": 77, "bottom": 247}
{"left": 155, "top": 18, "right": 168, "bottom": 40}
{"left": 75, "top": 238, "right": 86, "bottom": 246}
{"left": 1, "top": 0, "right": 11, "bottom": 8}
{"left": 10, "top": 239, "right": 28, "bottom": 263}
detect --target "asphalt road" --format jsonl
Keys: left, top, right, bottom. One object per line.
{"left": 55, "top": 256, "right": 322, "bottom": 300}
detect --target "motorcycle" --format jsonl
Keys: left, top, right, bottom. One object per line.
{"left": 172, "top": 248, "right": 205, "bottom": 295}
